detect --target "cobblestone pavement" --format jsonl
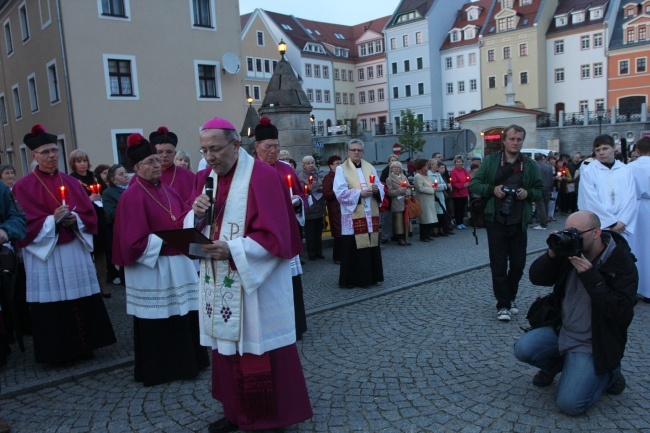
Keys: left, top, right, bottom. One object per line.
{"left": 2, "top": 216, "right": 649, "bottom": 432}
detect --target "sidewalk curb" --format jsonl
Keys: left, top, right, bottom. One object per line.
{"left": 2, "top": 247, "right": 548, "bottom": 398}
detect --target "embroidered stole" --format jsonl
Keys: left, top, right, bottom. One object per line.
{"left": 199, "top": 149, "right": 254, "bottom": 342}
{"left": 341, "top": 158, "right": 379, "bottom": 249}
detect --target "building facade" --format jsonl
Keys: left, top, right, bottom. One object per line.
{"left": 0, "top": 0, "right": 246, "bottom": 176}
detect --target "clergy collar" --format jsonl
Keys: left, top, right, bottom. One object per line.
{"left": 35, "top": 167, "right": 59, "bottom": 176}
{"left": 353, "top": 161, "right": 362, "bottom": 168}
{"left": 601, "top": 160, "right": 615, "bottom": 169}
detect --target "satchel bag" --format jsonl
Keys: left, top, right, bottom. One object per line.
{"left": 406, "top": 196, "right": 423, "bottom": 218}
{"left": 526, "top": 293, "right": 561, "bottom": 330}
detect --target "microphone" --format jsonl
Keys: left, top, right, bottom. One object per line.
{"left": 205, "top": 177, "right": 214, "bottom": 223}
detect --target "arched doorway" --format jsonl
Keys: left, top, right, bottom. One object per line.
{"left": 482, "top": 127, "right": 504, "bottom": 156}
{"left": 555, "top": 103, "right": 565, "bottom": 121}
{"left": 619, "top": 96, "right": 646, "bottom": 115}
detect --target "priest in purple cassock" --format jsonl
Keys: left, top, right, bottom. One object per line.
{"left": 129, "top": 126, "right": 195, "bottom": 203}
{"left": 185, "top": 117, "right": 312, "bottom": 433}
{"left": 253, "top": 116, "right": 308, "bottom": 341}
{"left": 13, "top": 125, "right": 116, "bottom": 364}
{"left": 113, "top": 133, "right": 208, "bottom": 387}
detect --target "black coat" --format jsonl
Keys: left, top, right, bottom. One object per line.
{"left": 529, "top": 231, "right": 638, "bottom": 375}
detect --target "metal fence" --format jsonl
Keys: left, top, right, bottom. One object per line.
{"left": 373, "top": 119, "right": 461, "bottom": 135}
{"left": 537, "top": 109, "right": 646, "bottom": 128}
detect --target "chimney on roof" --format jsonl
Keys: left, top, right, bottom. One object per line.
{"left": 364, "top": 25, "right": 369, "bottom": 31}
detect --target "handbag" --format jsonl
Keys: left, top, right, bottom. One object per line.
{"left": 566, "top": 183, "right": 575, "bottom": 193}
{"left": 406, "top": 196, "right": 423, "bottom": 218}
{"left": 526, "top": 293, "right": 561, "bottom": 330}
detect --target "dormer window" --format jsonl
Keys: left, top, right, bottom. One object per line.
{"left": 335, "top": 47, "right": 341, "bottom": 56}
{"left": 521, "top": 0, "right": 532, "bottom": 5}
{"left": 450, "top": 30, "right": 460, "bottom": 42}
{"left": 497, "top": 16, "right": 516, "bottom": 32}
{"left": 502, "top": 0, "right": 514, "bottom": 9}
{"left": 590, "top": 8, "right": 602, "bottom": 20}
{"left": 281, "top": 23, "right": 292, "bottom": 31}
{"left": 464, "top": 27, "right": 476, "bottom": 39}
{"left": 627, "top": 28, "right": 636, "bottom": 43}
{"left": 646, "top": 4, "right": 650, "bottom": 14}
{"left": 626, "top": 6, "right": 636, "bottom": 17}
{"left": 395, "top": 10, "right": 421, "bottom": 24}
{"left": 555, "top": 15, "right": 567, "bottom": 26}
{"left": 572, "top": 12, "right": 585, "bottom": 23}
{"left": 334, "top": 33, "right": 345, "bottom": 40}
{"left": 467, "top": 7, "right": 479, "bottom": 21}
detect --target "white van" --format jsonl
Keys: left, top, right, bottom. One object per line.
{"left": 520, "top": 148, "right": 553, "bottom": 160}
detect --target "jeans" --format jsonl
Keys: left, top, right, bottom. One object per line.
{"left": 514, "top": 326, "right": 619, "bottom": 416}
{"left": 486, "top": 222, "right": 527, "bottom": 310}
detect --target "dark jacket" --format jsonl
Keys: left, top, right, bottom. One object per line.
{"left": 529, "top": 231, "right": 637, "bottom": 375}
{"left": 0, "top": 182, "right": 26, "bottom": 242}
{"left": 102, "top": 186, "right": 125, "bottom": 225}
{"left": 469, "top": 151, "right": 543, "bottom": 231}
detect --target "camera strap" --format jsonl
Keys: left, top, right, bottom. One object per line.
{"left": 495, "top": 151, "right": 525, "bottom": 186}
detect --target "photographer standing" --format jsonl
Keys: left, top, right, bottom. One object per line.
{"left": 514, "top": 210, "right": 637, "bottom": 416}
{"left": 470, "top": 125, "right": 543, "bottom": 321}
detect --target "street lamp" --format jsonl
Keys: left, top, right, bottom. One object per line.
{"left": 310, "top": 114, "right": 315, "bottom": 136}
{"left": 278, "top": 39, "right": 287, "bottom": 57}
{"left": 596, "top": 106, "right": 605, "bottom": 135}
{"left": 247, "top": 96, "right": 253, "bottom": 107}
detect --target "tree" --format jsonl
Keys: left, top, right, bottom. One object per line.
{"left": 399, "top": 109, "right": 425, "bottom": 160}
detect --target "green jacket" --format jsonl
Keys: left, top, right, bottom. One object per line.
{"left": 469, "top": 152, "right": 543, "bottom": 231}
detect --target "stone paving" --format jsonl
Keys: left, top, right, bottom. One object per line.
{"left": 1, "top": 216, "right": 649, "bottom": 432}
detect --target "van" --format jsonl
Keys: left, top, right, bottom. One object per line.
{"left": 520, "top": 148, "right": 553, "bottom": 160}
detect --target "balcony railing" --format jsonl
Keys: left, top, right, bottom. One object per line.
{"left": 538, "top": 109, "right": 647, "bottom": 128}
{"left": 374, "top": 119, "right": 461, "bottom": 135}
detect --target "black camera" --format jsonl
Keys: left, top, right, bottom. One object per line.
{"left": 500, "top": 186, "right": 518, "bottom": 216}
{"left": 546, "top": 228, "right": 583, "bottom": 257}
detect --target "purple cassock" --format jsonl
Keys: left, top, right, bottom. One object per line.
{"left": 193, "top": 160, "right": 312, "bottom": 431}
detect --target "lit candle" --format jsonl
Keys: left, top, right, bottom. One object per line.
{"left": 434, "top": 179, "right": 438, "bottom": 188}
{"left": 402, "top": 181, "right": 407, "bottom": 188}
{"left": 309, "top": 175, "right": 313, "bottom": 185}
{"left": 286, "top": 175, "right": 293, "bottom": 196}
{"left": 369, "top": 174, "right": 375, "bottom": 184}
{"left": 466, "top": 175, "right": 470, "bottom": 182}
{"left": 304, "top": 185, "right": 309, "bottom": 195}
{"left": 60, "top": 186, "right": 67, "bottom": 206}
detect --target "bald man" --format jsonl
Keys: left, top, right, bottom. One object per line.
{"left": 514, "top": 210, "right": 637, "bottom": 416}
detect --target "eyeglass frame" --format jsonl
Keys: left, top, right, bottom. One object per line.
{"left": 198, "top": 139, "right": 236, "bottom": 155}
{"left": 138, "top": 157, "right": 163, "bottom": 166}
{"left": 32, "top": 147, "right": 60, "bottom": 156}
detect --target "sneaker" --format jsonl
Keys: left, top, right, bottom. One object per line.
{"left": 112, "top": 277, "right": 121, "bottom": 285}
{"left": 509, "top": 301, "right": 519, "bottom": 315}
{"left": 606, "top": 374, "right": 626, "bottom": 395}
{"left": 533, "top": 225, "right": 547, "bottom": 230}
{"left": 497, "top": 309, "right": 511, "bottom": 322}
{"left": 457, "top": 225, "right": 464, "bottom": 230}
{"left": 533, "top": 370, "right": 556, "bottom": 387}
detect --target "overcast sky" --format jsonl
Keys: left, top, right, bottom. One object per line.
{"left": 239, "top": 0, "right": 399, "bottom": 25}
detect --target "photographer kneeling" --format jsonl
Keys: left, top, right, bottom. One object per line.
{"left": 514, "top": 210, "right": 638, "bottom": 416}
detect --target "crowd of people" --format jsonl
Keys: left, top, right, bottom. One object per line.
{"left": 0, "top": 119, "right": 646, "bottom": 432}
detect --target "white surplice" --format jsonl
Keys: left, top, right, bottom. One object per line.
{"left": 332, "top": 164, "right": 384, "bottom": 235}
{"left": 628, "top": 155, "right": 650, "bottom": 298}
{"left": 577, "top": 160, "right": 638, "bottom": 239}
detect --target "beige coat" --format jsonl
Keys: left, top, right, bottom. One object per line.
{"left": 414, "top": 172, "right": 438, "bottom": 224}
{"left": 385, "top": 172, "right": 411, "bottom": 212}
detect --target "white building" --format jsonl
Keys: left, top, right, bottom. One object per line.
{"left": 384, "top": 0, "right": 469, "bottom": 129}
{"left": 440, "top": 0, "right": 491, "bottom": 120}
{"left": 546, "top": 0, "right": 619, "bottom": 118}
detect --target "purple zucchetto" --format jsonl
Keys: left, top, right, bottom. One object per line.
{"left": 202, "top": 117, "right": 236, "bottom": 131}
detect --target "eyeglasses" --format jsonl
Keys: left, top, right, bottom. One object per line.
{"left": 577, "top": 227, "right": 598, "bottom": 235}
{"left": 199, "top": 140, "right": 234, "bottom": 155}
{"left": 33, "top": 148, "right": 60, "bottom": 156}
{"left": 139, "top": 158, "right": 162, "bottom": 166}
{"left": 259, "top": 143, "right": 280, "bottom": 151}
{"left": 348, "top": 148, "right": 364, "bottom": 152}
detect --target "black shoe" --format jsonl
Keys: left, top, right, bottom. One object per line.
{"left": 208, "top": 417, "right": 238, "bottom": 433}
{"left": 533, "top": 370, "right": 556, "bottom": 387}
{"left": 606, "top": 374, "right": 626, "bottom": 395}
